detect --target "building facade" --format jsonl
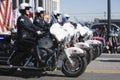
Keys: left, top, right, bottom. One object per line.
{"left": 12, "top": 0, "right": 60, "bottom": 14}
{"left": 13, "top": 0, "right": 42, "bottom": 9}
{"left": 43, "top": 0, "right": 60, "bottom": 14}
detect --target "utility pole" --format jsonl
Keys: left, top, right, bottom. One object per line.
{"left": 107, "top": 0, "right": 111, "bottom": 39}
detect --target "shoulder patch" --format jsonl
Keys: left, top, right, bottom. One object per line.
{"left": 20, "top": 18, "right": 25, "bottom": 22}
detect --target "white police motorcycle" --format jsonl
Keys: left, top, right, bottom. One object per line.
{"left": 74, "top": 18, "right": 102, "bottom": 60}
{"left": 0, "top": 13, "right": 87, "bottom": 77}
{"left": 61, "top": 14, "right": 93, "bottom": 64}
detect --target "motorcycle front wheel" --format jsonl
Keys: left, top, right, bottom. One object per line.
{"left": 62, "top": 55, "right": 87, "bottom": 77}
{"left": 86, "top": 49, "right": 93, "bottom": 64}
{"left": 92, "top": 45, "right": 100, "bottom": 60}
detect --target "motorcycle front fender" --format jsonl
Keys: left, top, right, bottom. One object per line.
{"left": 93, "top": 40, "right": 102, "bottom": 45}
{"left": 74, "top": 42, "right": 90, "bottom": 49}
{"left": 85, "top": 40, "right": 98, "bottom": 45}
{"left": 64, "top": 47, "right": 85, "bottom": 57}
{"left": 64, "top": 47, "right": 86, "bottom": 67}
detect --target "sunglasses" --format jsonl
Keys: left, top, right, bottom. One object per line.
{"left": 57, "top": 14, "right": 60, "bottom": 16}
{"left": 25, "top": 7, "right": 31, "bottom": 10}
{"left": 40, "top": 11, "right": 45, "bottom": 14}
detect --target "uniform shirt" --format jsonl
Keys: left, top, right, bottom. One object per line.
{"left": 33, "top": 16, "right": 49, "bottom": 32}
{"left": 17, "top": 15, "right": 40, "bottom": 40}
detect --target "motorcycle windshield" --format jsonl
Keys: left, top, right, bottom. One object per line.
{"left": 50, "top": 12, "right": 69, "bottom": 42}
{"left": 50, "top": 23, "right": 67, "bottom": 42}
{"left": 50, "top": 12, "right": 62, "bottom": 25}
{"left": 50, "top": 12, "right": 58, "bottom": 24}
{"left": 74, "top": 17, "right": 93, "bottom": 37}
{"left": 61, "top": 14, "right": 68, "bottom": 24}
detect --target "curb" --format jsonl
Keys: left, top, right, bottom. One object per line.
{"left": 99, "top": 53, "right": 120, "bottom": 58}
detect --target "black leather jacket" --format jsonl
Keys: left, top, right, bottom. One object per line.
{"left": 17, "top": 15, "right": 40, "bottom": 41}
{"left": 33, "top": 16, "right": 49, "bottom": 32}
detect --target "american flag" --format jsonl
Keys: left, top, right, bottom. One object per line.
{"left": 5, "top": 0, "right": 13, "bottom": 31}
{"left": 0, "top": 0, "right": 7, "bottom": 33}
{"left": 0, "top": 0, "right": 13, "bottom": 33}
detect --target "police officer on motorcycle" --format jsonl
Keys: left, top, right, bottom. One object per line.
{"left": 53, "top": 10, "right": 61, "bottom": 21}
{"left": 50, "top": 10, "right": 61, "bottom": 25}
{"left": 33, "top": 7, "right": 49, "bottom": 33}
{"left": 64, "top": 14, "right": 70, "bottom": 20}
{"left": 61, "top": 14, "right": 70, "bottom": 25}
{"left": 64, "top": 13, "right": 77, "bottom": 27}
{"left": 17, "top": 3, "right": 41, "bottom": 45}
{"left": 16, "top": 3, "right": 42, "bottom": 66}
{"left": 33, "top": 7, "right": 52, "bottom": 67}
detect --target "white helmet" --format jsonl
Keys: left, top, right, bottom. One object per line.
{"left": 64, "top": 14, "right": 70, "bottom": 18}
{"left": 19, "top": 3, "right": 31, "bottom": 10}
{"left": 35, "top": 7, "right": 45, "bottom": 13}
{"left": 53, "top": 10, "right": 60, "bottom": 15}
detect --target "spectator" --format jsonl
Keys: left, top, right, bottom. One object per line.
{"left": 93, "top": 27, "right": 102, "bottom": 37}
{"left": 105, "top": 37, "right": 113, "bottom": 54}
{"left": 112, "top": 35, "right": 118, "bottom": 54}
{"left": 33, "top": 7, "right": 49, "bottom": 32}
{"left": 102, "top": 25, "right": 108, "bottom": 46}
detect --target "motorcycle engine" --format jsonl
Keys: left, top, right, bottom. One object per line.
{"left": 38, "top": 36, "right": 53, "bottom": 49}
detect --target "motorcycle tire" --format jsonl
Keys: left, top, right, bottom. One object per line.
{"left": 86, "top": 50, "right": 93, "bottom": 64}
{"left": 62, "top": 55, "right": 87, "bottom": 77}
{"left": 92, "top": 45, "right": 100, "bottom": 60}
{"left": 98, "top": 45, "right": 102, "bottom": 57}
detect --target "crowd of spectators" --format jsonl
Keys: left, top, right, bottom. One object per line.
{"left": 93, "top": 24, "right": 119, "bottom": 54}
